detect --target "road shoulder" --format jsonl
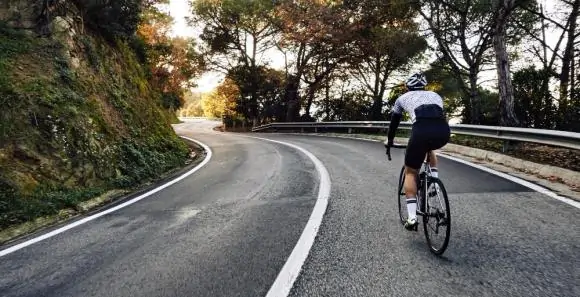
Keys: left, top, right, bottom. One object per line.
{"left": 264, "top": 132, "right": 580, "bottom": 203}
{"left": 0, "top": 136, "right": 207, "bottom": 247}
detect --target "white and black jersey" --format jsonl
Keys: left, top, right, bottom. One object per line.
{"left": 391, "top": 90, "right": 444, "bottom": 123}
{"left": 386, "top": 89, "right": 450, "bottom": 169}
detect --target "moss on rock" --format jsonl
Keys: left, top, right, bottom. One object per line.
{"left": 0, "top": 22, "right": 189, "bottom": 230}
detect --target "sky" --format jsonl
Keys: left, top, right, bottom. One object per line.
{"left": 166, "top": 0, "right": 222, "bottom": 92}
{"left": 169, "top": 0, "right": 566, "bottom": 94}
{"left": 167, "top": 0, "right": 196, "bottom": 37}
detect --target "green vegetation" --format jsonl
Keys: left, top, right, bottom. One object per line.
{"left": 0, "top": 20, "right": 189, "bottom": 229}
{"left": 449, "top": 135, "right": 580, "bottom": 172}
{"left": 2, "top": 0, "right": 578, "bottom": 232}
{"left": 0, "top": 185, "right": 105, "bottom": 229}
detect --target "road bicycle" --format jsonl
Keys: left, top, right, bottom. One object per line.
{"left": 386, "top": 143, "right": 451, "bottom": 255}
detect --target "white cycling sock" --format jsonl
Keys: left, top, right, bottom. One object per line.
{"left": 407, "top": 197, "right": 417, "bottom": 220}
{"left": 431, "top": 167, "right": 438, "bottom": 178}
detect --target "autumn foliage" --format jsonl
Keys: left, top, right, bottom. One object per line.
{"left": 202, "top": 78, "right": 239, "bottom": 118}
{"left": 137, "top": 1, "right": 203, "bottom": 110}
{"left": 189, "top": 0, "right": 580, "bottom": 132}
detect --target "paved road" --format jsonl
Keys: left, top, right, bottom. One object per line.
{"left": 0, "top": 120, "right": 578, "bottom": 297}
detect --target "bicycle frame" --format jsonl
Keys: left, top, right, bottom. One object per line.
{"left": 418, "top": 152, "right": 448, "bottom": 220}
{"left": 416, "top": 152, "right": 433, "bottom": 216}
{"left": 395, "top": 149, "right": 440, "bottom": 218}
{"left": 387, "top": 143, "right": 452, "bottom": 255}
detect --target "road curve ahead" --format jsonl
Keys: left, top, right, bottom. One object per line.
{"left": 253, "top": 133, "right": 579, "bottom": 297}
{"left": 0, "top": 120, "right": 578, "bottom": 297}
{"left": 0, "top": 120, "right": 321, "bottom": 297}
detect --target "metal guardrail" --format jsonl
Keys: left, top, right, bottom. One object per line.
{"left": 251, "top": 121, "right": 580, "bottom": 150}
{"left": 179, "top": 116, "right": 208, "bottom": 120}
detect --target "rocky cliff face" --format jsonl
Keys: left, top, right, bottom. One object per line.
{"left": 0, "top": 0, "right": 39, "bottom": 29}
{"left": 2, "top": 1, "right": 83, "bottom": 67}
{"left": 0, "top": 1, "right": 190, "bottom": 229}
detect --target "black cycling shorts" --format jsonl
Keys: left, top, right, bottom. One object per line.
{"left": 405, "top": 107, "right": 450, "bottom": 170}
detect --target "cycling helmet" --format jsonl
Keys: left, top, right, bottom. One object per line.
{"left": 406, "top": 72, "right": 427, "bottom": 90}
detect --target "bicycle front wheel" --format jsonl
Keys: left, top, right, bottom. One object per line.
{"left": 423, "top": 178, "right": 451, "bottom": 255}
{"left": 397, "top": 166, "right": 407, "bottom": 224}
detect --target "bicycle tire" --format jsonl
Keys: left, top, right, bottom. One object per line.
{"left": 422, "top": 178, "right": 451, "bottom": 255}
{"left": 397, "top": 166, "right": 407, "bottom": 224}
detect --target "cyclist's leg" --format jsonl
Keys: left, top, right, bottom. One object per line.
{"left": 403, "top": 166, "right": 418, "bottom": 199}
{"left": 426, "top": 121, "right": 451, "bottom": 178}
{"left": 428, "top": 151, "right": 438, "bottom": 178}
{"left": 403, "top": 127, "right": 427, "bottom": 229}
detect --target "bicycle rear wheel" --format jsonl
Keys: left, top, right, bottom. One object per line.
{"left": 423, "top": 178, "right": 451, "bottom": 255}
{"left": 397, "top": 166, "right": 407, "bottom": 224}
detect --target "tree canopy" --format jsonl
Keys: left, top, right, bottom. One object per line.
{"left": 184, "top": 0, "right": 580, "bottom": 132}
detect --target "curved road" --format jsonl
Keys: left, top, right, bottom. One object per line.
{"left": 0, "top": 119, "right": 578, "bottom": 297}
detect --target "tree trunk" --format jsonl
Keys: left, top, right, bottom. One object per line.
{"left": 539, "top": 6, "right": 554, "bottom": 129}
{"left": 572, "top": 47, "right": 576, "bottom": 101}
{"left": 304, "top": 77, "right": 323, "bottom": 119}
{"left": 559, "top": 0, "right": 580, "bottom": 124}
{"left": 468, "top": 70, "right": 481, "bottom": 124}
{"left": 494, "top": 0, "right": 519, "bottom": 127}
{"left": 304, "top": 89, "right": 316, "bottom": 120}
{"left": 284, "top": 75, "right": 300, "bottom": 122}
{"left": 324, "top": 81, "right": 331, "bottom": 120}
{"left": 369, "top": 95, "right": 382, "bottom": 121}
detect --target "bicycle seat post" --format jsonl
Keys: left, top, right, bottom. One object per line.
{"left": 423, "top": 151, "right": 432, "bottom": 177}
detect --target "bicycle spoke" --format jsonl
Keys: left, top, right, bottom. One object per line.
{"left": 423, "top": 179, "right": 451, "bottom": 256}
{"left": 397, "top": 166, "right": 407, "bottom": 225}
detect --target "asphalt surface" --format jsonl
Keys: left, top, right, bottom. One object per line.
{"left": 0, "top": 120, "right": 578, "bottom": 297}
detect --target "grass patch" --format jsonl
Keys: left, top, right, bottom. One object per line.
{"left": 0, "top": 184, "right": 104, "bottom": 229}
{"left": 112, "top": 139, "right": 189, "bottom": 188}
{"left": 450, "top": 135, "right": 580, "bottom": 172}
{"left": 80, "top": 35, "right": 100, "bottom": 69}
{"left": 449, "top": 134, "right": 504, "bottom": 152}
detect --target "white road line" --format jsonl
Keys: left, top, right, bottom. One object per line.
{"left": 247, "top": 136, "right": 331, "bottom": 297}
{"left": 0, "top": 136, "right": 212, "bottom": 258}
{"left": 269, "top": 133, "right": 580, "bottom": 209}
{"left": 438, "top": 153, "right": 580, "bottom": 209}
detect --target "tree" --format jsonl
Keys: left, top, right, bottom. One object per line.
{"left": 191, "top": 0, "right": 278, "bottom": 125}
{"left": 273, "top": 0, "right": 358, "bottom": 121}
{"left": 74, "top": 0, "right": 146, "bottom": 41}
{"left": 417, "top": 0, "right": 496, "bottom": 124}
{"left": 491, "top": 0, "right": 535, "bottom": 127}
{"left": 227, "top": 65, "right": 286, "bottom": 124}
{"left": 417, "top": 0, "right": 535, "bottom": 125}
{"left": 559, "top": 0, "right": 580, "bottom": 122}
{"left": 519, "top": 0, "right": 580, "bottom": 129}
{"left": 479, "top": 88, "right": 500, "bottom": 125}
{"left": 423, "top": 60, "right": 463, "bottom": 120}
{"left": 139, "top": 3, "right": 204, "bottom": 111}
{"left": 512, "top": 66, "right": 554, "bottom": 128}
{"left": 156, "top": 37, "right": 204, "bottom": 109}
{"left": 137, "top": 1, "right": 174, "bottom": 60}
{"left": 314, "top": 88, "right": 373, "bottom": 121}
{"left": 351, "top": 25, "right": 427, "bottom": 120}
{"left": 202, "top": 78, "right": 239, "bottom": 118}
{"left": 179, "top": 91, "right": 204, "bottom": 117}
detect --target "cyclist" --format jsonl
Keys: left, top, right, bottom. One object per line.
{"left": 384, "top": 72, "right": 450, "bottom": 230}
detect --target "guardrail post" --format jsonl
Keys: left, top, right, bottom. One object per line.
{"left": 301, "top": 128, "right": 304, "bottom": 133}
{"left": 502, "top": 140, "right": 512, "bottom": 153}
{"left": 348, "top": 128, "right": 352, "bottom": 134}
{"left": 314, "top": 127, "right": 318, "bottom": 133}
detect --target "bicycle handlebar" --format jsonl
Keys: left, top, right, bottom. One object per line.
{"left": 385, "top": 143, "right": 407, "bottom": 161}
